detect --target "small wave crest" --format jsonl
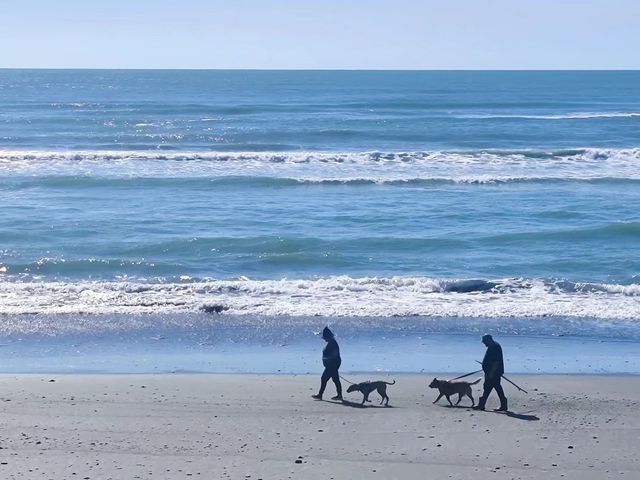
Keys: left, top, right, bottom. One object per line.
{"left": 10, "top": 175, "right": 640, "bottom": 191}
{"left": 456, "top": 112, "right": 640, "bottom": 120}
{"left": 1, "top": 148, "right": 640, "bottom": 184}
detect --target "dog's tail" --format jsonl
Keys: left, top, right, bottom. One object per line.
{"left": 384, "top": 380, "right": 396, "bottom": 385}
{"left": 470, "top": 378, "right": 482, "bottom": 385}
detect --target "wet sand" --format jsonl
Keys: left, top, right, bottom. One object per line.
{"left": 0, "top": 374, "right": 638, "bottom": 479}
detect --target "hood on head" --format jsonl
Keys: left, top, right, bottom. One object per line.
{"left": 322, "top": 326, "right": 334, "bottom": 340}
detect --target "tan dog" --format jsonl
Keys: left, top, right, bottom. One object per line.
{"left": 429, "top": 377, "right": 480, "bottom": 406}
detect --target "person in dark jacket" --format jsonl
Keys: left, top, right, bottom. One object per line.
{"left": 473, "top": 334, "right": 508, "bottom": 411}
{"left": 312, "top": 326, "right": 343, "bottom": 401}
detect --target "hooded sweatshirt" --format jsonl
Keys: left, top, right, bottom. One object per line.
{"left": 322, "top": 328, "right": 341, "bottom": 368}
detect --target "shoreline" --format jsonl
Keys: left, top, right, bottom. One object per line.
{"left": 2, "top": 330, "right": 640, "bottom": 375}
{"left": 1, "top": 373, "right": 638, "bottom": 479}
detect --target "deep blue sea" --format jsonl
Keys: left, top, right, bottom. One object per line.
{"left": 1, "top": 70, "right": 639, "bottom": 373}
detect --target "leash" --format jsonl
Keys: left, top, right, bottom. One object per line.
{"left": 475, "top": 360, "right": 528, "bottom": 393}
{"left": 339, "top": 375, "right": 356, "bottom": 385}
{"left": 448, "top": 369, "right": 482, "bottom": 381}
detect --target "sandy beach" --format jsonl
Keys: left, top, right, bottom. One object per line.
{"left": 0, "top": 374, "right": 638, "bottom": 479}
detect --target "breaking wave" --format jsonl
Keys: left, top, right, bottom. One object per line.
{"left": 1, "top": 276, "right": 639, "bottom": 325}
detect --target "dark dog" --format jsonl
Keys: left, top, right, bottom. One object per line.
{"left": 346, "top": 380, "right": 396, "bottom": 406}
{"left": 428, "top": 377, "right": 480, "bottom": 407}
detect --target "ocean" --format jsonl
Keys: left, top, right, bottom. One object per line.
{"left": 1, "top": 70, "right": 639, "bottom": 373}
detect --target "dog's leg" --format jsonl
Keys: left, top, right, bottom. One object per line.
{"left": 378, "top": 386, "right": 387, "bottom": 405}
{"left": 468, "top": 392, "right": 475, "bottom": 406}
{"left": 456, "top": 393, "right": 463, "bottom": 405}
{"left": 433, "top": 393, "right": 443, "bottom": 404}
{"left": 446, "top": 395, "right": 453, "bottom": 406}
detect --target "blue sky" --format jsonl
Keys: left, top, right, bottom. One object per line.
{"left": 1, "top": 0, "right": 638, "bottom": 69}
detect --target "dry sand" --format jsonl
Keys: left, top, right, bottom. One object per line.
{"left": 0, "top": 373, "right": 638, "bottom": 479}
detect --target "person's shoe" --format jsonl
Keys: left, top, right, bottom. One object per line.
{"left": 330, "top": 395, "right": 343, "bottom": 401}
{"left": 471, "top": 405, "right": 485, "bottom": 411}
{"left": 311, "top": 394, "right": 322, "bottom": 400}
{"left": 494, "top": 404, "right": 508, "bottom": 412}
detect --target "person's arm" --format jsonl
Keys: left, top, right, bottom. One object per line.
{"left": 488, "top": 360, "right": 500, "bottom": 379}
{"left": 486, "top": 346, "right": 500, "bottom": 378}
{"left": 323, "top": 340, "right": 340, "bottom": 361}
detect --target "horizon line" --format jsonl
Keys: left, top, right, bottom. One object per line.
{"left": 1, "top": 67, "right": 639, "bottom": 72}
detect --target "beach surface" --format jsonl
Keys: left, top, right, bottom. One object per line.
{"left": 0, "top": 374, "right": 638, "bottom": 479}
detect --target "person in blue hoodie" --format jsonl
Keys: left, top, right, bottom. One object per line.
{"left": 312, "top": 326, "right": 343, "bottom": 401}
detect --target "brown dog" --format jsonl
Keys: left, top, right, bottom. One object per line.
{"left": 428, "top": 377, "right": 480, "bottom": 406}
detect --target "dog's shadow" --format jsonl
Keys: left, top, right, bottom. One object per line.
{"left": 325, "top": 399, "right": 396, "bottom": 409}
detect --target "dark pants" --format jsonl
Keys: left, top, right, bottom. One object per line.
{"left": 318, "top": 361, "right": 342, "bottom": 397}
{"left": 479, "top": 375, "right": 507, "bottom": 409}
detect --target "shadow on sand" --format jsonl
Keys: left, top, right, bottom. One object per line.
{"left": 324, "top": 399, "right": 396, "bottom": 409}
{"left": 436, "top": 404, "right": 540, "bottom": 421}
{"left": 497, "top": 410, "right": 540, "bottom": 421}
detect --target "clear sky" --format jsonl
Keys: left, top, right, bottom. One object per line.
{"left": 1, "top": 0, "right": 638, "bottom": 69}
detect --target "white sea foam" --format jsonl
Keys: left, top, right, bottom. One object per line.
{"left": 1, "top": 277, "right": 639, "bottom": 326}
{"left": 1, "top": 148, "right": 639, "bottom": 184}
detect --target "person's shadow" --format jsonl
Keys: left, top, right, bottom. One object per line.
{"left": 499, "top": 410, "right": 539, "bottom": 421}
{"left": 436, "top": 404, "right": 539, "bottom": 421}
